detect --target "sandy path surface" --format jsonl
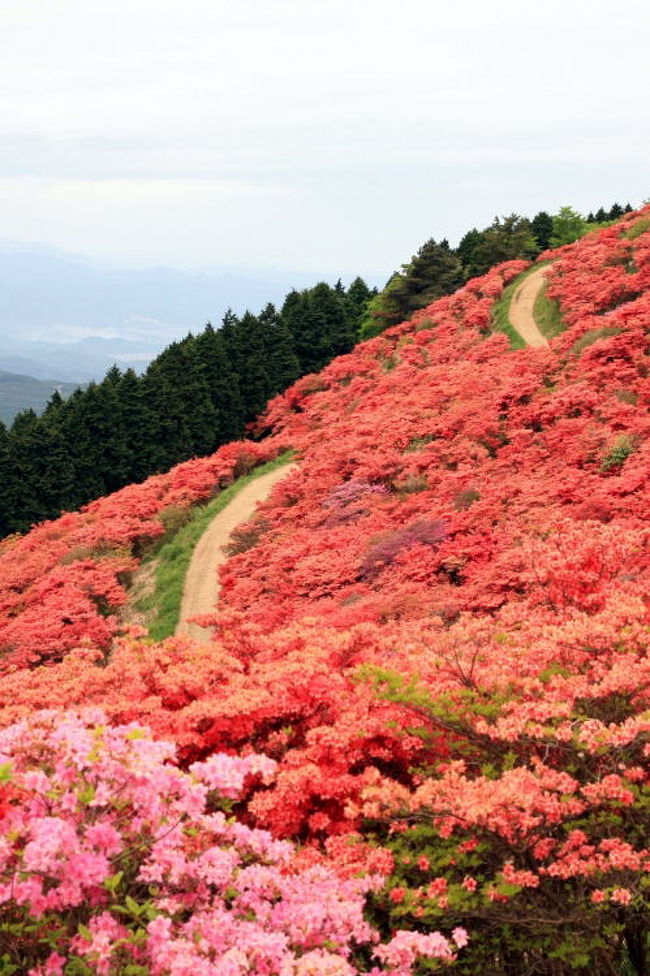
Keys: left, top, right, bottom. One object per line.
{"left": 509, "top": 265, "right": 550, "bottom": 348}
{"left": 176, "top": 463, "right": 297, "bottom": 643}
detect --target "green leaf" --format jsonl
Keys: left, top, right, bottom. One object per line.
{"left": 125, "top": 895, "right": 142, "bottom": 916}
{"left": 103, "top": 871, "right": 123, "bottom": 891}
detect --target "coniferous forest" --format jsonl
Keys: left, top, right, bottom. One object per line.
{"left": 0, "top": 278, "right": 373, "bottom": 535}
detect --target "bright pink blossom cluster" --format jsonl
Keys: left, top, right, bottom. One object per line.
{"left": 0, "top": 710, "right": 463, "bottom": 974}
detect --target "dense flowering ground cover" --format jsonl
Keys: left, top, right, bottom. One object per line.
{"left": 0, "top": 208, "right": 649, "bottom": 973}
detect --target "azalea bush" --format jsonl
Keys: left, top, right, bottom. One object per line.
{"left": 0, "top": 710, "right": 465, "bottom": 975}
{"left": 0, "top": 208, "right": 650, "bottom": 970}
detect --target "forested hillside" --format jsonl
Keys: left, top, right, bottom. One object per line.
{"left": 360, "top": 201, "right": 635, "bottom": 337}
{"left": 0, "top": 207, "right": 648, "bottom": 973}
{"left": 0, "top": 201, "right": 629, "bottom": 538}
{"left": 0, "top": 277, "right": 373, "bottom": 534}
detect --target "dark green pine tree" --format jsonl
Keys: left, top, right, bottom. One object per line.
{"left": 258, "top": 303, "right": 301, "bottom": 396}
{"left": 4, "top": 410, "right": 59, "bottom": 531}
{"left": 360, "top": 239, "right": 463, "bottom": 338}
{"left": 279, "top": 289, "right": 308, "bottom": 362}
{"left": 0, "top": 420, "right": 14, "bottom": 537}
{"left": 456, "top": 228, "right": 482, "bottom": 278}
{"left": 95, "top": 368, "right": 132, "bottom": 493}
{"left": 283, "top": 283, "right": 339, "bottom": 373}
{"left": 345, "top": 276, "right": 374, "bottom": 340}
{"left": 609, "top": 202, "right": 624, "bottom": 220}
{"left": 194, "top": 323, "right": 245, "bottom": 444}
{"left": 118, "top": 368, "right": 160, "bottom": 482}
{"left": 594, "top": 207, "right": 608, "bottom": 223}
{"left": 309, "top": 282, "right": 350, "bottom": 363}
{"left": 39, "top": 390, "right": 78, "bottom": 515}
{"left": 58, "top": 387, "right": 108, "bottom": 508}
{"left": 141, "top": 363, "right": 195, "bottom": 471}
{"left": 624, "top": 202, "right": 633, "bottom": 213}
{"left": 233, "top": 311, "right": 274, "bottom": 422}
{"left": 181, "top": 340, "right": 219, "bottom": 456}
{"left": 465, "top": 215, "right": 538, "bottom": 278}
{"left": 531, "top": 211, "right": 554, "bottom": 251}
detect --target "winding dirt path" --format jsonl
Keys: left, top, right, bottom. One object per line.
{"left": 508, "top": 265, "right": 550, "bottom": 348}
{"left": 175, "top": 267, "right": 550, "bottom": 644}
{"left": 176, "top": 463, "right": 297, "bottom": 643}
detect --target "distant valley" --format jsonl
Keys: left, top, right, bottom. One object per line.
{"left": 0, "top": 370, "right": 81, "bottom": 425}
{"left": 0, "top": 239, "right": 382, "bottom": 420}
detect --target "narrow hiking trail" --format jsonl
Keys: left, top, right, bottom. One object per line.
{"left": 175, "top": 270, "right": 550, "bottom": 644}
{"left": 508, "top": 264, "right": 550, "bottom": 348}
{"left": 176, "top": 463, "right": 297, "bottom": 643}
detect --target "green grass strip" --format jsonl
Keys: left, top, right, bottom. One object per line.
{"left": 137, "top": 451, "right": 295, "bottom": 641}
{"left": 491, "top": 261, "right": 563, "bottom": 348}
{"left": 532, "top": 282, "right": 565, "bottom": 339}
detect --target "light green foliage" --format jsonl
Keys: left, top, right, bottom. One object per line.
{"left": 600, "top": 436, "right": 636, "bottom": 472}
{"left": 550, "top": 206, "right": 587, "bottom": 247}
{"left": 570, "top": 326, "right": 622, "bottom": 357}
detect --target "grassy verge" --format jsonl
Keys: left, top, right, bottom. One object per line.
{"left": 491, "top": 261, "right": 565, "bottom": 347}
{"left": 490, "top": 265, "right": 542, "bottom": 350}
{"left": 533, "top": 282, "right": 565, "bottom": 339}
{"left": 132, "top": 451, "right": 295, "bottom": 642}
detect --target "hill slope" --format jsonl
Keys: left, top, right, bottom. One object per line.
{"left": 0, "top": 369, "right": 81, "bottom": 424}
{"left": 0, "top": 208, "right": 648, "bottom": 974}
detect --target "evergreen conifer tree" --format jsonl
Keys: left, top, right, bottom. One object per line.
{"left": 118, "top": 368, "right": 160, "bottom": 482}
{"left": 195, "top": 323, "right": 245, "bottom": 444}
{"left": 258, "top": 303, "right": 301, "bottom": 395}
{"left": 345, "top": 276, "right": 374, "bottom": 339}
{"left": 531, "top": 211, "right": 554, "bottom": 251}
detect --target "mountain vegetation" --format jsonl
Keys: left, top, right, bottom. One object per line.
{"left": 0, "top": 202, "right": 630, "bottom": 535}
{"left": 0, "top": 205, "right": 648, "bottom": 973}
{"left": 360, "top": 201, "right": 635, "bottom": 338}
{"left": 0, "top": 278, "right": 373, "bottom": 535}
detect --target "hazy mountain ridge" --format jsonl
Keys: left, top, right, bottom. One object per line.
{"left": 0, "top": 240, "right": 383, "bottom": 383}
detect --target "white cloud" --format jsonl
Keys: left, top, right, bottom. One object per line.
{"left": 0, "top": 0, "right": 647, "bottom": 273}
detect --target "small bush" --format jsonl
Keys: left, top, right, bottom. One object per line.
{"left": 360, "top": 519, "right": 448, "bottom": 581}
{"left": 453, "top": 487, "right": 480, "bottom": 511}
{"left": 396, "top": 474, "right": 428, "bottom": 494}
{"left": 59, "top": 542, "right": 121, "bottom": 565}
{"left": 404, "top": 434, "right": 436, "bottom": 453}
{"left": 158, "top": 504, "right": 193, "bottom": 536}
{"left": 615, "top": 388, "right": 638, "bottom": 405}
{"left": 323, "top": 480, "right": 388, "bottom": 509}
{"left": 224, "top": 517, "right": 271, "bottom": 556}
{"left": 600, "top": 436, "right": 636, "bottom": 472}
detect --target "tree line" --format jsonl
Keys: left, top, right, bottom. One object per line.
{"left": 360, "top": 201, "right": 635, "bottom": 337}
{"left": 0, "top": 199, "right": 634, "bottom": 536}
{"left": 0, "top": 278, "right": 374, "bottom": 535}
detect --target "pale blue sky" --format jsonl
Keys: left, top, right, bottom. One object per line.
{"left": 0, "top": 0, "right": 647, "bottom": 277}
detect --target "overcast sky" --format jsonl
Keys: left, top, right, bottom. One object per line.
{"left": 0, "top": 0, "right": 648, "bottom": 278}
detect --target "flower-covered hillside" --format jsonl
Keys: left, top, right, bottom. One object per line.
{"left": 0, "top": 208, "right": 649, "bottom": 974}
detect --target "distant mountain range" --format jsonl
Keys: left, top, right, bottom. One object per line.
{"left": 0, "top": 240, "right": 381, "bottom": 375}
{"left": 0, "top": 240, "right": 383, "bottom": 422}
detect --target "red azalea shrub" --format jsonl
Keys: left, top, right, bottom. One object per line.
{"left": 1, "top": 209, "right": 650, "bottom": 971}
